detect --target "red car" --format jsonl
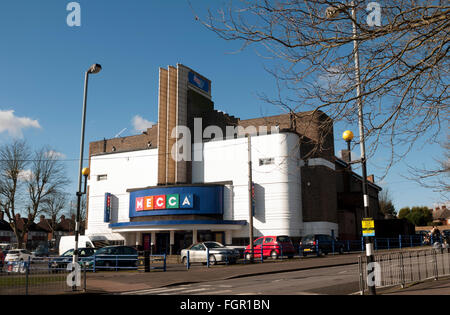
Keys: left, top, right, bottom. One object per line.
{"left": 244, "top": 235, "right": 295, "bottom": 260}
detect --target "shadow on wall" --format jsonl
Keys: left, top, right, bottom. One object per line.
{"left": 110, "top": 194, "right": 119, "bottom": 223}
{"left": 254, "top": 183, "right": 266, "bottom": 224}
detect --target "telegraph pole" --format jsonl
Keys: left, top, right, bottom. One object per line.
{"left": 350, "top": 2, "right": 376, "bottom": 295}
{"left": 247, "top": 134, "right": 254, "bottom": 262}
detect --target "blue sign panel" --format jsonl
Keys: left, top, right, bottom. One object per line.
{"left": 129, "top": 185, "right": 223, "bottom": 218}
{"left": 188, "top": 71, "right": 210, "bottom": 94}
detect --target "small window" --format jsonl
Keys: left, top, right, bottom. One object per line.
{"left": 97, "top": 174, "right": 107, "bottom": 181}
{"left": 254, "top": 238, "right": 264, "bottom": 246}
{"left": 264, "top": 237, "right": 274, "bottom": 244}
{"left": 259, "top": 158, "right": 274, "bottom": 166}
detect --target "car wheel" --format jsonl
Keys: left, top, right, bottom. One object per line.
{"left": 317, "top": 249, "right": 323, "bottom": 257}
{"left": 270, "top": 251, "right": 278, "bottom": 260}
{"left": 287, "top": 255, "right": 294, "bottom": 259}
{"left": 181, "top": 257, "right": 187, "bottom": 265}
{"left": 339, "top": 247, "right": 344, "bottom": 254}
{"left": 245, "top": 253, "right": 252, "bottom": 261}
{"left": 208, "top": 255, "right": 216, "bottom": 266}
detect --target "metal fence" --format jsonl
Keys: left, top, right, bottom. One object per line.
{"left": 358, "top": 247, "right": 450, "bottom": 294}
{"left": 0, "top": 258, "right": 88, "bottom": 295}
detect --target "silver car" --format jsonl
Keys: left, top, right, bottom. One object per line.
{"left": 180, "top": 242, "right": 240, "bottom": 265}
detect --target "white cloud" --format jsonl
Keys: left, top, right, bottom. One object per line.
{"left": 18, "top": 169, "right": 33, "bottom": 182}
{"left": 0, "top": 110, "right": 41, "bottom": 138}
{"left": 45, "top": 150, "right": 66, "bottom": 159}
{"left": 132, "top": 115, "right": 155, "bottom": 133}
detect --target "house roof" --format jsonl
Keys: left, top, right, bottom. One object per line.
{"left": 433, "top": 208, "right": 450, "bottom": 220}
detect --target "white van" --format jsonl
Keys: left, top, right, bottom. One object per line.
{"left": 59, "top": 236, "right": 95, "bottom": 255}
{"left": 58, "top": 234, "right": 124, "bottom": 255}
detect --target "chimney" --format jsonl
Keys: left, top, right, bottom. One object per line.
{"left": 40, "top": 215, "right": 45, "bottom": 223}
{"left": 367, "top": 175, "right": 375, "bottom": 183}
{"left": 15, "top": 213, "right": 21, "bottom": 220}
{"left": 60, "top": 215, "right": 66, "bottom": 222}
{"left": 340, "top": 150, "right": 352, "bottom": 163}
{"left": 71, "top": 214, "right": 76, "bottom": 221}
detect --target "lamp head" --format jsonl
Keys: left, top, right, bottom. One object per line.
{"left": 87, "top": 64, "right": 102, "bottom": 74}
{"left": 343, "top": 130, "right": 354, "bottom": 142}
{"left": 82, "top": 167, "right": 90, "bottom": 177}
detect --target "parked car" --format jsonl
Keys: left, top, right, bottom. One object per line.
{"left": 51, "top": 247, "right": 97, "bottom": 271}
{"left": 180, "top": 242, "right": 240, "bottom": 265}
{"left": 32, "top": 244, "right": 50, "bottom": 257}
{"left": 86, "top": 246, "right": 138, "bottom": 270}
{"left": 244, "top": 235, "right": 296, "bottom": 260}
{"left": 300, "top": 234, "right": 345, "bottom": 256}
{"left": 4, "top": 249, "right": 34, "bottom": 262}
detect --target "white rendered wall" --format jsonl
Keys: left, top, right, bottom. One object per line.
{"left": 86, "top": 149, "right": 158, "bottom": 236}
{"left": 192, "top": 132, "right": 303, "bottom": 238}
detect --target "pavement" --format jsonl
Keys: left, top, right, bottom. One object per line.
{"left": 84, "top": 250, "right": 450, "bottom": 295}
{"left": 85, "top": 253, "right": 362, "bottom": 294}
{"left": 378, "top": 276, "right": 450, "bottom": 295}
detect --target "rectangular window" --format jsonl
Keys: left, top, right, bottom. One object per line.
{"left": 259, "top": 158, "right": 274, "bottom": 166}
{"left": 97, "top": 174, "right": 107, "bottom": 181}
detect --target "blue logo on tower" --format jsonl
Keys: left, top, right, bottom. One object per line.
{"left": 188, "top": 71, "right": 209, "bottom": 94}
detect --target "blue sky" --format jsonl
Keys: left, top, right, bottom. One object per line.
{"left": 0, "top": 0, "right": 447, "bottom": 212}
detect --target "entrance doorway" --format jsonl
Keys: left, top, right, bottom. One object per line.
{"left": 155, "top": 232, "right": 170, "bottom": 255}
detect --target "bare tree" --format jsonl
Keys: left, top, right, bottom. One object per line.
{"left": 68, "top": 195, "right": 86, "bottom": 234}
{"left": 378, "top": 187, "right": 397, "bottom": 218}
{"left": 196, "top": 0, "right": 449, "bottom": 178}
{"left": 40, "top": 192, "right": 68, "bottom": 236}
{"left": 0, "top": 140, "right": 31, "bottom": 248}
{"left": 25, "top": 148, "right": 70, "bottom": 235}
{"left": 0, "top": 143, "right": 69, "bottom": 248}
{"left": 408, "top": 137, "right": 450, "bottom": 200}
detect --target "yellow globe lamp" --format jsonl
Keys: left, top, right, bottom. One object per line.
{"left": 82, "top": 167, "right": 90, "bottom": 177}
{"left": 342, "top": 130, "right": 354, "bottom": 143}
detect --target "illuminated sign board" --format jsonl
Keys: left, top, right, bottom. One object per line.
{"left": 104, "top": 193, "right": 111, "bottom": 223}
{"left": 129, "top": 185, "right": 223, "bottom": 218}
{"left": 135, "top": 193, "right": 194, "bottom": 211}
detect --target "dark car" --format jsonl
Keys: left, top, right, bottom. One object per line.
{"left": 300, "top": 234, "right": 345, "bottom": 256}
{"left": 51, "top": 247, "right": 96, "bottom": 271}
{"left": 33, "top": 246, "right": 50, "bottom": 257}
{"left": 88, "top": 246, "right": 138, "bottom": 270}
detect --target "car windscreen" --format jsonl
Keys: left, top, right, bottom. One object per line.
{"left": 203, "top": 242, "right": 224, "bottom": 249}
{"left": 8, "top": 250, "right": 19, "bottom": 255}
{"left": 62, "top": 249, "right": 74, "bottom": 257}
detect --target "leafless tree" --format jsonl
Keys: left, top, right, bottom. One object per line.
{"left": 408, "top": 137, "right": 450, "bottom": 200}
{"left": 195, "top": 0, "right": 449, "bottom": 179}
{"left": 0, "top": 140, "right": 30, "bottom": 248}
{"left": 25, "top": 147, "right": 70, "bottom": 233}
{"left": 0, "top": 143, "right": 69, "bottom": 248}
{"left": 378, "top": 187, "right": 397, "bottom": 218}
{"left": 40, "top": 192, "right": 68, "bottom": 236}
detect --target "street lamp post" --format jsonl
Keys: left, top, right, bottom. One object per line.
{"left": 72, "top": 64, "right": 102, "bottom": 290}
{"left": 328, "top": 2, "right": 376, "bottom": 294}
